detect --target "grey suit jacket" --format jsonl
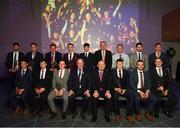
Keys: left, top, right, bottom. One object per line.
{"left": 52, "top": 69, "right": 70, "bottom": 90}
{"left": 129, "top": 52, "right": 149, "bottom": 71}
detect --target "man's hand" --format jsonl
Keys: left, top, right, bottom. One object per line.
{"left": 58, "top": 89, "right": 64, "bottom": 96}
{"left": 162, "top": 90, "right": 168, "bottom": 96}
{"left": 105, "top": 91, "right": 112, "bottom": 99}
{"left": 39, "top": 88, "right": 45, "bottom": 93}
{"left": 84, "top": 90, "right": 90, "bottom": 97}
{"left": 120, "top": 89, "right": 126, "bottom": 95}
{"left": 93, "top": 90, "right": 99, "bottom": 98}
{"left": 145, "top": 90, "right": 150, "bottom": 98}
{"left": 54, "top": 89, "right": 59, "bottom": 96}
{"left": 68, "top": 90, "right": 74, "bottom": 96}
{"left": 157, "top": 85, "right": 164, "bottom": 91}
{"left": 138, "top": 90, "right": 145, "bottom": 99}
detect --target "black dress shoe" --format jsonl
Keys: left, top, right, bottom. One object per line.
{"left": 91, "top": 116, "right": 97, "bottom": 122}
{"left": 154, "top": 112, "right": 159, "bottom": 118}
{"left": 50, "top": 112, "right": 57, "bottom": 119}
{"left": 167, "top": 112, "right": 174, "bottom": 118}
{"left": 71, "top": 111, "right": 78, "bottom": 119}
{"left": 80, "top": 112, "right": 86, "bottom": 120}
{"left": 62, "top": 112, "right": 66, "bottom": 120}
{"left": 105, "top": 116, "right": 111, "bottom": 122}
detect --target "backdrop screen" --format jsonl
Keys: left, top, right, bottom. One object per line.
{"left": 41, "top": 0, "right": 139, "bottom": 53}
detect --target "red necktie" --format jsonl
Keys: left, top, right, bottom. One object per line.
{"left": 51, "top": 53, "right": 54, "bottom": 64}
{"left": 99, "top": 71, "right": 103, "bottom": 81}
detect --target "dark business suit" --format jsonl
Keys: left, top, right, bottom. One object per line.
{"left": 68, "top": 69, "right": 91, "bottom": 113}
{"left": 149, "top": 52, "right": 170, "bottom": 72}
{"left": 129, "top": 70, "right": 156, "bottom": 114}
{"left": 91, "top": 69, "right": 112, "bottom": 118}
{"left": 10, "top": 69, "right": 33, "bottom": 110}
{"left": 32, "top": 69, "right": 52, "bottom": 113}
{"left": 5, "top": 51, "right": 24, "bottom": 93}
{"left": 94, "top": 50, "right": 112, "bottom": 70}
{"left": 151, "top": 68, "right": 178, "bottom": 114}
{"left": 63, "top": 53, "right": 79, "bottom": 70}
{"left": 45, "top": 51, "right": 62, "bottom": 69}
{"left": 111, "top": 69, "right": 134, "bottom": 116}
{"left": 25, "top": 51, "right": 44, "bottom": 72}
{"left": 79, "top": 52, "right": 95, "bottom": 72}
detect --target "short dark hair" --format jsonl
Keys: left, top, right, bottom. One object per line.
{"left": 154, "top": 42, "right": 161, "bottom": 47}
{"left": 31, "top": 42, "right": 38, "bottom": 46}
{"left": 13, "top": 42, "right": 20, "bottom": 47}
{"left": 50, "top": 43, "right": 56, "bottom": 48}
{"left": 136, "top": 42, "right": 143, "bottom": 47}
{"left": 68, "top": 43, "right": 74, "bottom": 47}
{"left": 116, "top": 58, "right": 124, "bottom": 63}
{"left": 83, "top": 43, "right": 90, "bottom": 47}
{"left": 20, "top": 58, "right": 28, "bottom": 63}
{"left": 117, "top": 44, "right": 124, "bottom": 48}
{"left": 136, "top": 59, "right": 144, "bottom": 64}
{"left": 40, "top": 59, "right": 46, "bottom": 63}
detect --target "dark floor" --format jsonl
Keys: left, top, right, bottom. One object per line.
{"left": 0, "top": 79, "right": 180, "bottom": 127}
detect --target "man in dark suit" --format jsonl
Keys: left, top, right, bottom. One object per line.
{"left": 5, "top": 42, "right": 24, "bottom": 108}
{"left": 25, "top": 42, "right": 43, "bottom": 74}
{"left": 151, "top": 58, "right": 178, "bottom": 118}
{"left": 112, "top": 59, "right": 134, "bottom": 123}
{"left": 91, "top": 60, "right": 112, "bottom": 122}
{"left": 10, "top": 58, "right": 33, "bottom": 115}
{"left": 45, "top": 43, "right": 62, "bottom": 71}
{"left": 129, "top": 60, "right": 157, "bottom": 121}
{"left": 68, "top": 58, "right": 91, "bottom": 119}
{"left": 63, "top": 43, "right": 79, "bottom": 70}
{"left": 31, "top": 59, "right": 52, "bottom": 117}
{"left": 94, "top": 41, "right": 112, "bottom": 70}
{"left": 149, "top": 43, "right": 170, "bottom": 73}
{"left": 79, "top": 43, "right": 95, "bottom": 72}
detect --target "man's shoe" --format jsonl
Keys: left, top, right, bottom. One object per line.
{"left": 135, "top": 114, "right": 142, "bottom": 121}
{"left": 80, "top": 112, "right": 86, "bottom": 120}
{"left": 49, "top": 112, "right": 57, "bottom": 119}
{"left": 62, "top": 112, "right": 66, "bottom": 120}
{"left": 126, "top": 115, "right": 135, "bottom": 124}
{"left": 90, "top": 116, "right": 97, "bottom": 122}
{"left": 105, "top": 116, "right": 111, "bottom": 122}
{"left": 144, "top": 112, "right": 154, "bottom": 121}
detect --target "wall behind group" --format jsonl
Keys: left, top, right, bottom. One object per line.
{"left": 0, "top": 0, "right": 180, "bottom": 78}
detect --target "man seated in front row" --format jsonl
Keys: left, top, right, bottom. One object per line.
{"left": 10, "top": 58, "right": 33, "bottom": 116}
{"left": 151, "top": 58, "right": 178, "bottom": 118}
{"left": 48, "top": 60, "right": 70, "bottom": 119}
{"left": 68, "top": 58, "right": 91, "bottom": 119}
{"left": 31, "top": 59, "right": 52, "bottom": 117}
{"left": 91, "top": 60, "right": 112, "bottom": 122}
{"left": 111, "top": 59, "right": 134, "bottom": 123}
{"left": 129, "top": 60, "right": 157, "bottom": 121}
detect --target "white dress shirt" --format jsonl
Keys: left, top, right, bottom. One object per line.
{"left": 137, "top": 70, "right": 144, "bottom": 89}
{"left": 40, "top": 68, "right": 47, "bottom": 79}
{"left": 58, "top": 69, "right": 65, "bottom": 78}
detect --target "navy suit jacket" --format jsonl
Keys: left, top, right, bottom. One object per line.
{"left": 94, "top": 50, "right": 112, "bottom": 70}
{"left": 68, "top": 69, "right": 91, "bottom": 92}
{"left": 150, "top": 68, "right": 170, "bottom": 93}
{"left": 149, "top": 52, "right": 170, "bottom": 70}
{"left": 91, "top": 69, "right": 111, "bottom": 91}
{"left": 15, "top": 69, "right": 33, "bottom": 89}
{"left": 25, "top": 51, "right": 44, "bottom": 71}
{"left": 111, "top": 68, "right": 129, "bottom": 90}
{"left": 45, "top": 52, "right": 62, "bottom": 69}
{"left": 33, "top": 69, "right": 52, "bottom": 91}
{"left": 5, "top": 51, "right": 24, "bottom": 70}
{"left": 129, "top": 70, "right": 151, "bottom": 92}
{"left": 63, "top": 53, "right": 79, "bottom": 69}
{"left": 79, "top": 52, "right": 95, "bottom": 71}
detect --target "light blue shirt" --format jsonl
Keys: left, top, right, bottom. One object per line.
{"left": 112, "top": 53, "right": 129, "bottom": 69}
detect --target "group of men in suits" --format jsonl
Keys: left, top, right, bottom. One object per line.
{"left": 5, "top": 41, "right": 178, "bottom": 123}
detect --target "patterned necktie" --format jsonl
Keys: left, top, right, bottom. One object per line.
{"left": 139, "top": 72, "right": 144, "bottom": 89}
